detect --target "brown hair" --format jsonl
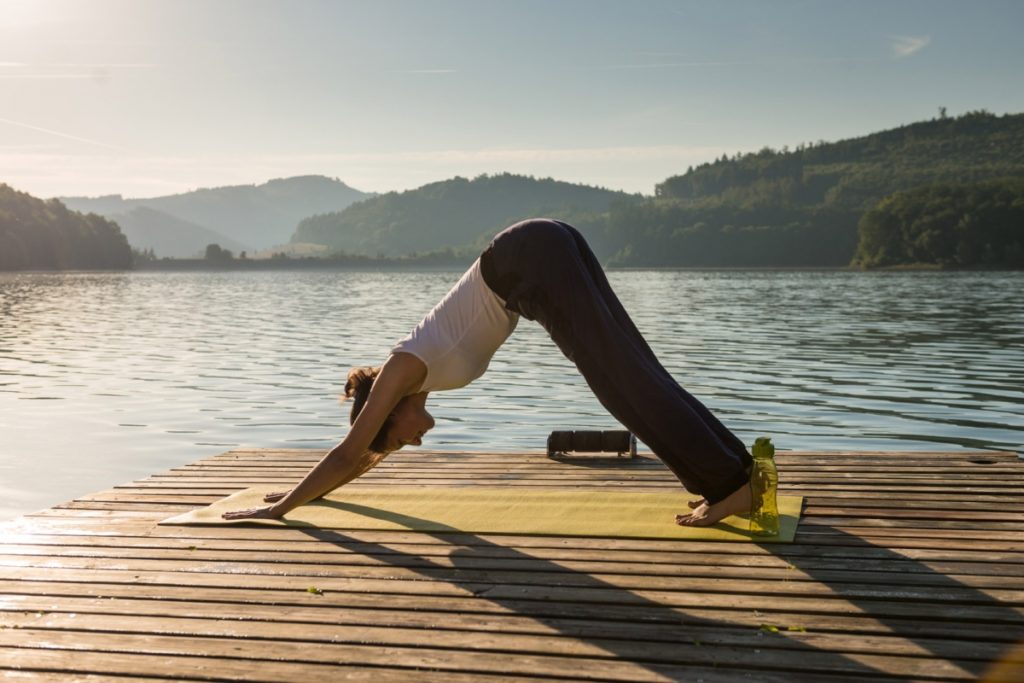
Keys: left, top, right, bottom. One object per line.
{"left": 344, "top": 366, "right": 392, "bottom": 453}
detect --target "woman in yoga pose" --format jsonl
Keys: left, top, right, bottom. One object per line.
{"left": 223, "top": 218, "right": 753, "bottom": 526}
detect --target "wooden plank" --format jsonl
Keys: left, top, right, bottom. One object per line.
{"left": 1, "top": 544, "right": 1022, "bottom": 591}
{"left": 0, "top": 625, "right": 984, "bottom": 681}
{"left": 1, "top": 537, "right": 1020, "bottom": 575}
{"left": 2, "top": 593, "right": 1021, "bottom": 646}
{"left": 0, "top": 667, "right": 200, "bottom": 683}
{"left": 0, "top": 648, "right": 865, "bottom": 683}
{"left": 4, "top": 552, "right": 1022, "bottom": 604}
{"left": 0, "top": 647, "right": 537, "bottom": 682}
{"left": 4, "top": 534, "right": 1022, "bottom": 582}
{"left": 8, "top": 607, "right": 1006, "bottom": 666}
{"left": 0, "top": 566, "right": 1021, "bottom": 626}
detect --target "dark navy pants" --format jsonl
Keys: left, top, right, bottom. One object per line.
{"left": 480, "top": 218, "right": 751, "bottom": 504}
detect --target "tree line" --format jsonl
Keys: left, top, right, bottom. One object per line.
{"left": 853, "top": 177, "right": 1024, "bottom": 268}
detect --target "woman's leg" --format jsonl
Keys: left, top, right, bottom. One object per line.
{"left": 482, "top": 219, "right": 751, "bottom": 505}
{"left": 559, "top": 224, "right": 751, "bottom": 461}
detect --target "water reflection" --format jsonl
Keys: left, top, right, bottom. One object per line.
{"left": 0, "top": 269, "right": 1022, "bottom": 519}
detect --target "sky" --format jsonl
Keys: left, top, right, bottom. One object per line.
{"left": 1, "top": 0, "right": 1023, "bottom": 199}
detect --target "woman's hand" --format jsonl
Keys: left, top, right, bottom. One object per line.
{"left": 263, "top": 490, "right": 291, "bottom": 503}
{"left": 221, "top": 505, "right": 281, "bottom": 521}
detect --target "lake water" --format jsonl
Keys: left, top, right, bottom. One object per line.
{"left": 1, "top": 268, "right": 1022, "bottom": 521}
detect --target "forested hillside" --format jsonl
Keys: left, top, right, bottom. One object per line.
{"left": 0, "top": 184, "right": 132, "bottom": 270}
{"left": 853, "top": 178, "right": 1024, "bottom": 268}
{"left": 604, "top": 110, "right": 1024, "bottom": 266}
{"left": 657, "top": 111, "right": 1024, "bottom": 206}
{"left": 291, "top": 173, "right": 633, "bottom": 258}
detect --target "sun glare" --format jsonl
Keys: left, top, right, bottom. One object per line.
{"left": 0, "top": 0, "right": 47, "bottom": 29}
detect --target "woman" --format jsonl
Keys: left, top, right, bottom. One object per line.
{"left": 224, "top": 218, "right": 753, "bottom": 526}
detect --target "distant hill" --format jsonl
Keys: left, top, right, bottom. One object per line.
{"left": 291, "top": 173, "right": 635, "bottom": 258}
{"left": 60, "top": 175, "right": 372, "bottom": 250}
{"left": 109, "top": 206, "right": 247, "bottom": 258}
{"left": 604, "top": 110, "right": 1024, "bottom": 266}
{"left": 0, "top": 184, "right": 132, "bottom": 270}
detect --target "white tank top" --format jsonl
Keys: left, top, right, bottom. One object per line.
{"left": 392, "top": 258, "right": 519, "bottom": 393}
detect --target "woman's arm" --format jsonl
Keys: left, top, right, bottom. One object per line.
{"left": 222, "top": 352, "right": 426, "bottom": 520}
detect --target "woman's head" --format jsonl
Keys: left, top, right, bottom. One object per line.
{"left": 344, "top": 366, "right": 435, "bottom": 453}
{"left": 384, "top": 393, "right": 435, "bottom": 451}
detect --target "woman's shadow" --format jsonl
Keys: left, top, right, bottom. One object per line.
{"left": 297, "top": 497, "right": 1022, "bottom": 679}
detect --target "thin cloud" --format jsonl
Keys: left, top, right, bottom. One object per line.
{"left": 593, "top": 56, "right": 880, "bottom": 71}
{"left": 0, "top": 116, "right": 128, "bottom": 151}
{"left": 599, "top": 61, "right": 741, "bottom": 70}
{"left": 891, "top": 35, "right": 930, "bottom": 58}
{"left": 0, "top": 62, "right": 157, "bottom": 79}
{"left": 48, "top": 63, "right": 156, "bottom": 68}
{"left": 0, "top": 74, "right": 97, "bottom": 79}
{"left": 0, "top": 143, "right": 59, "bottom": 150}
{"left": 0, "top": 61, "right": 157, "bottom": 68}
{"left": 635, "top": 51, "right": 691, "bottom": 58}
{"left": 390, "top": 69, "right": 457, "bottom": 74}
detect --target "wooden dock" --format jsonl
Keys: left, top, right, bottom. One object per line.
{"left": 0, "top": 448, "right": 1022, "bottom": 681}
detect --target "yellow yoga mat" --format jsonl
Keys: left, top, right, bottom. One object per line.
{"left": 161, "top": 487, "right": 803, "bottom": 542}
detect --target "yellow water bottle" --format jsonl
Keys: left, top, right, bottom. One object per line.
{"left": 749, "top": 437, "right": 780, "bottom": 537}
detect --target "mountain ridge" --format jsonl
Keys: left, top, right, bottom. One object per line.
{"left": 59, "top": 175, "right": 372, "bottom": 252}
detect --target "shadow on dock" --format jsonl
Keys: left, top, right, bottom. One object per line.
{"left": 300, "top": 508, "right": 1022, "bottom": 680}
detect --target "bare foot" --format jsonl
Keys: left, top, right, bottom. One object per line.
{"left": 676, "top": 484, "right": 751, "bottom": 527}
{"left": 687, "top": 498, "right": 707, "bottom": 510}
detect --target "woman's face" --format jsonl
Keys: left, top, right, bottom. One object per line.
{"left": 384, "top": 395, "right": 435, "bottom": 452}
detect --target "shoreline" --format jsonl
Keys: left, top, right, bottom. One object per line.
{"left": 4, "top": 261, "right": 1023, "bottom": 274}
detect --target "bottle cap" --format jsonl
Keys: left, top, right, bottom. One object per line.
{"left": 752, "top": 436, "right": 775, "bottom": 458}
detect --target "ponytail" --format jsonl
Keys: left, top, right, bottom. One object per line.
{"left": 343, "top": 366, "right": 391, "bottom": 452}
